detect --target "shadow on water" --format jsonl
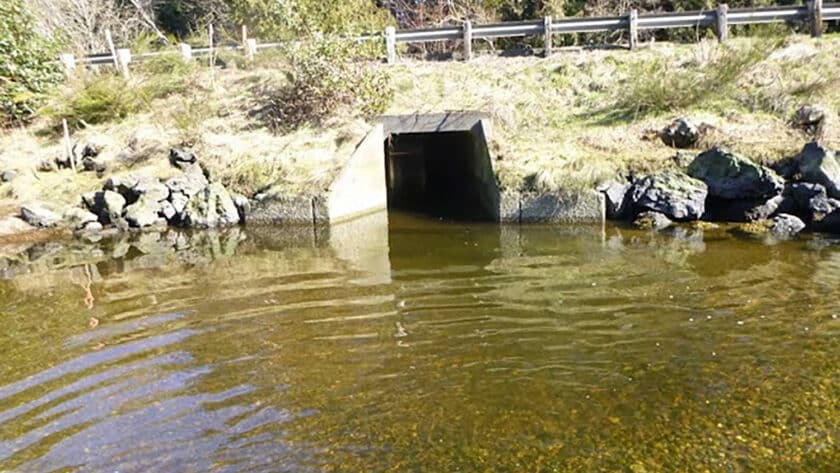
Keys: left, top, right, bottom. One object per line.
{"left": 0, "top": 214, "right": 839, "bottom": 471}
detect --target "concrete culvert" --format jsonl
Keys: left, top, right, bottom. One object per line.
{"left": 382, "top": 113, "right": 500, "bottom": 222}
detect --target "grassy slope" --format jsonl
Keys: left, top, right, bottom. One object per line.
{"left": 387, "top": 35, "right": 840, "bottom": 191}
{"left": 0, "top": 35, "right": 837, "bottom": 222}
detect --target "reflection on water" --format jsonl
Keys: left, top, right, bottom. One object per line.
{"left": 0, "top": 212, "right": 838, "bottom": 471}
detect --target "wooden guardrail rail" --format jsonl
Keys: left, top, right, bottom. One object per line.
{"left": 59, "top": 1, "right": 839, "bottom": 74}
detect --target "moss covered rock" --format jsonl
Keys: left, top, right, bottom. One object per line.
{"left": 687, "top": 147, "right": 784, "bottom": 200}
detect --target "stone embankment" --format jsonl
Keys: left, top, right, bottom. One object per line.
{"left": 13, "top": 148, "right": 250, "bottom": 238}
{"left": 601, "top": 137, "right": 840, "bottom": 239}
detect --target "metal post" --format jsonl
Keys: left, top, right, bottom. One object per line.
{"left": 628, "top": 9, "right": 639, "bottom": 50}
{"left": 808, "top": 0, "right": 823, "bottom": 38}
{"left": 463, "top": 20, "right": 473, "bottom": 61}
{"left": 59, "top": 54, "right": 76, "bottom": 76}
{"left": 116, "top": 48, "right": 131, "bottom": 78}
{"left": 715, "top": 4, "right": 729, "bottom": 42}
{"left": 544, "top": 16, "right": 553, "bottom": 57}
{"left": 179, "top": 43, "right": 193, "bottom": 62}
{"left": 385, "top": 26, "right": 396, "bottom": 64}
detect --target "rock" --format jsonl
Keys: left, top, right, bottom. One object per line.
{"left": 598, "top": 180, "right": 631, "bottom": 219}
{"left": 770, "top": 214, "right": 805, "bottom": 237}
{"left": 124, "top": 196, "right": 164, "bottom": 228}
{"left": 37, "top": 159, "right": 55, "bottom": 172}
{"left": 20, "top": 203, "right": 61, "bottom": 228}
{"left": 732, "top": 219, "right": 774, "bottom": 237}
{"left": 165, "top": 170, "right": 207, "bottom": 197}
{"left": 661, "top": 118, "right": 700, "bottom": 149}
{"left": 179, "top": 182, "right": 240, "bottom": 228}
{"left": 105, "top": 174, "right": 140, "bottom": 201}
{"left": 797, "top": 142, "right": 840, "bottom": 198}
{"left": 629, "top": 171, "right": 707, "bottom": 221}
{"left": 63, "top": 207, "right": 99, "bottom": 230}
{"left": 790, "top": 182, "right": 826, "bottom": 211}
{"left": 232, "top": 193, "right": 251, "bottom": 224}
{"left": 633, "top": 211, "right": 673, "bottom": 230}
{"left": 169, "top": 148, "right": 197, "bottom": 169}
{"left": 793, "top": 105, "right": 825, "bottom": 135}
{"left": 1, "top": 170, "right": 17, "bottom": 182}
{"left": 159, "top": 201, "right": 177, "bottom": 221}
{"left": 134, "top": 177, "right": 169, "bottom": 202}
{"left": 0, "top": 216, "right": 35, "bottom": 236}
{"left": 84, "top": 190, "right": 127, "bottom": 224}
{"left": 170, "top": 192, "right": 189, "bottom": 215}
{"left": 687, "top": 147, "right": 784, "bottom": 200}
{"left": 770, "top": 156, "right": 799, "bottom": 181}
{"left": 81, "top": 221, "right": 103, "bottom": 232}
{"left": 703, "top": 194, "right": 788, "bottom": 222}
{"left": 80, "top": 141, "right": 101, "bottom": 159}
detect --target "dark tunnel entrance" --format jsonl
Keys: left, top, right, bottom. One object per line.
{"left": 384, "top": 131, "right": 498, "bottom": 221}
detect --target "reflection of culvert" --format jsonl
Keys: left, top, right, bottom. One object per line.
{"left": 382, "top": 112, "right": 500, "bottom": 221}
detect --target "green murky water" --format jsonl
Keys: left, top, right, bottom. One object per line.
{"left": 0, "top": 212, "right": 838, "bottom": 472}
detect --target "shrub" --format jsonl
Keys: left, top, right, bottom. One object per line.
{"left": 138, "top": 52, "right": 199, "bottom": 99}
{"left": 42, "top": 74, "right": 143, "bottom": 128}
{"left": 0, "top": 0, "right": 63, "bottom": 126}
{"left": 254, "top": 37, "right": 393, "bottom": 132}
{"left": 613, "top": 40, "right": 781, "bottom": 118}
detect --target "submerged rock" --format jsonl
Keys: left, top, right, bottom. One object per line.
{"left": 770, "top": 214, "right": 806, "bottom": 237}
{"left": 687, "top": 147, "right": 784, "bottom": 200}
{"left": 633, "top": 211, "right": 673, "bottom": 230}
{"left": 629, "top": 171, "right": 707, "bottom": 220}
{"left": 797, "top": 142, "right": 840, "bottom": 198}
{"left": 661, "top": 118, "right": 700, "bottom": 149}
{"left": 20, "top": 203, "right": 61, "bottom": 228}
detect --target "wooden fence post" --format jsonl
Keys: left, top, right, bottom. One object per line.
{"left": 385, "top": 27, "right": 396, "bottom": 64}
{"left": 62, "top": 119, "right": 76, "bottom": 173}
{"left": 179, "top": 43, "right": 193, "bottom": 62}
{"left": 463, "top": 20, "right": 473, "bottom": 61}
{"left": 544, "top": 16, "right": 553, "bottom": 57}
{"left": 116, "top": 49, "right": 131, "bottom": 78}
{"left": 808, "top": 0, "right": 823, "bottom": 38}
{"left": 715, "top": 4, "right": 729, "bottom": 42}
{"left": 628, "top": 9, "right": 639, "bottom": 50}
{"left": 208, "top": 23, "right": 215, "bottom": 67}
{"left": 104, "top": 29, "right": 119, "bottom": 70}
{"left": 59, "top": 54, "right": 76, "bottom": 76}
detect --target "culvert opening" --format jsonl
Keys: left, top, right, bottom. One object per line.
{"left": 385, "top": 131, "right": 497, "bottom": 221}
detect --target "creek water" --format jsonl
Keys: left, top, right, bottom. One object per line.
{"left": 0, "top": 212, "right": 838, "bottom": 472}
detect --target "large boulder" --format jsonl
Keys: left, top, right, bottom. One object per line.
{"left": 661, "top": 118, "right": 700, "bottom": 149}
{"left": 797, "top": 142, "right": 840, "bottom": 198}
{"left": 629, "top": 171, "right": 707, "bottom": 220}
{"left": 687, "top": 147, "right": 784, "bottom": 200}
{"left": 20, "top": 203, "right": 61, "bottom": 228}
{"left": 598, "top": 180, "right": 631, "bottom": 219}
{"left": 165, "top": 168, "right": 207, "bottom": 198}
{"left": 84, "top": 190, "right": 126, "bottom": 224}
{"left": 770, "top": 214, "right": 806, "bottom": 237}
{"left": 178, "top": 182, "right": 240, "bottom": 228}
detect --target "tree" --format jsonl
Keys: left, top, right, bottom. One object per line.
{"left": 0, "top": 0, "right": 62, "bottom": 126}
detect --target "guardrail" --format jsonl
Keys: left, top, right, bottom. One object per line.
{"left": 59, "top": 1, "right": 838, "bottom": 74}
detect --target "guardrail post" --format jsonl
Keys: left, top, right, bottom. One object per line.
{"left": 59, "top": 54, "right": 76, "bottom": 76}
{"left": 208, "top": 23, "right": 215, "bottom": 67}
{"left": 116, "top": 49, "right": 131, "bottom": 79}
{"left": 246, "top": 39, "right": 257, "bottom": 61}
{"left": 463, "top": 20, "right": 473, "bottom": 61}
{"left": 544, "top": 16, "right": 553, "bottom": 57}
{"left": 104, "top": 29, "right": 119, "bottom": 71}
{"left": 808, "top": 0, "right": 823, "bottom": 37}
{"left": 385, "top": 26, "right": 396, "bottom": 64}
{"left": 715, "top": 4, "right": 729, "bottom": 42}
{"left": 179, "top": 43, "right": 193, "bottom": 62}
{"left": 628, "top": 9, "right": 639, "bottom": 50}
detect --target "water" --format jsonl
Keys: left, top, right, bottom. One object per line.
{"left": 0, "top": 212, "right": 838, "bottom": 472}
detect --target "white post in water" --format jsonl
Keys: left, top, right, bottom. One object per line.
{"left": 463, "top": 20, "right": 473, "bottom": 61}
{"left": 544, "top": 16, "right": 553, "bottom": 57}
{"left": 179, "top": 43, "right": 193, "bottom": 62}
{"left": 715, "top": 4, "right": 729, "bottom": 42}
{"left": 59, "top": 54, "right": 76, "bottom": 76}
{"left": 385, "top": 26, "right": 396, "bottom": 64}
{"left": 116, "top": 48, "right": 131, "bottom": 78}
{"left": 808, "top": 0, "right": 823, "bottom": 38}
{"left": 628, "top": 9, "right": 639, "bottom": 50}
